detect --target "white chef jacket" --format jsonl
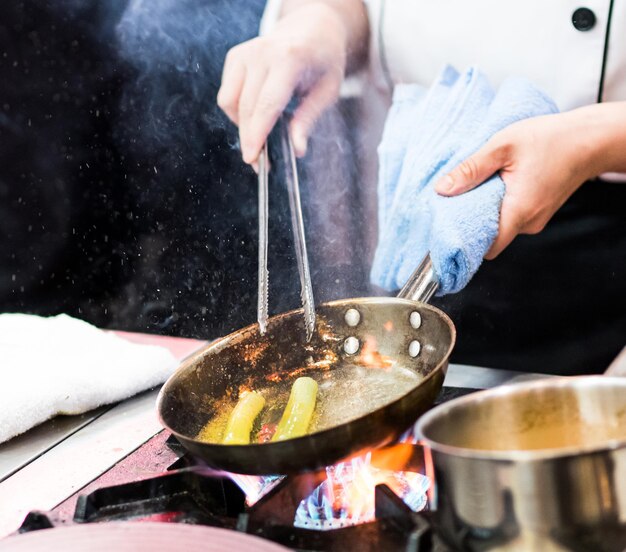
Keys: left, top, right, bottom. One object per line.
{"left": 261, "top": 0, "right": 626, "bottom": 179}
{"left": 366, "top": 0, "right": 626, "bottom": 110}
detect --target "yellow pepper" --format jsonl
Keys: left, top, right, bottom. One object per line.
{"left": 222, "top": 391, "right": 266, "bottom": 445}
{"left": 272, "top": 377, "right": 318, "bottom": 442}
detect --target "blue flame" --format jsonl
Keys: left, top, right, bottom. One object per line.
{"left": 294, "top": 454, "right": 429, "bottom": 531}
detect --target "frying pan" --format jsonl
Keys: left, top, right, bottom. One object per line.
{"left": 157, "top": 258, "right": 455, "bottom": 474}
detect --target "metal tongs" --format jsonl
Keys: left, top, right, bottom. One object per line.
{"left": 257, "top": 128, "right": 316, "bottom": 341}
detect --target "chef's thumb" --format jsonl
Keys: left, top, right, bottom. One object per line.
{"left": 291, "top": 74, "right": 341, "bottom": 157}
{"left": 435, "top": 141, "right": 508, "bottom": 196}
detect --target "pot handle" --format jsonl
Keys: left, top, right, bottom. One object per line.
{"left": 605, "top": 346, "right": 626, "bottom": 377}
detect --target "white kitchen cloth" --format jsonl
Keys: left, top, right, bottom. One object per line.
{"left": 0, "top": 313, "right": 179, "bottom": 444}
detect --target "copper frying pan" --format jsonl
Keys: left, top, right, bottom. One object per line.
{"left": 157, "top": 259, "right": 455, "bottom": 474}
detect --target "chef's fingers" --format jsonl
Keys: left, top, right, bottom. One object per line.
{"left": 243, "top": 65, "right": 301, "bottom": 165}
{"left": 435, "top": 141, "right": 510, "bottom": 196}
{"left": 290, "top": 72, "right": 342, "bottom": 157}
{"left": 217, "top": 48, "right": 248, "bottom": 125}
{"left": 238, "top": 65, "right": 271, "bottom": 164}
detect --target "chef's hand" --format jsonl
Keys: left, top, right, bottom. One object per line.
{"left": 217, "top": 1, "right": 368, "bottom": 165}
{"left": 434, "top": 104, "right": 626, "bottom": 258}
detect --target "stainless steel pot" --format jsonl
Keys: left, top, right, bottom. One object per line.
{"left": 416, "top": 373, "right": 626, "bottom": 551}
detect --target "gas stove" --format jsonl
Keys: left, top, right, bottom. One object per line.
{"left": 0, "top": 328, "right": 535, "bottom": 552}
{"left": 5, "top": 387, "right": 479, "bottom": 551}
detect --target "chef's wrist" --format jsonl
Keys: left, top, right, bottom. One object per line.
{"left": 281, "top": 0, "right": 369, "bottom": 73}
{"left": 573, "top": 102, "right": 626, "bottom": 177}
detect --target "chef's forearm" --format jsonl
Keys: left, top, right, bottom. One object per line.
{"left": 281, "top": 0, "right": 369, "bottom": 72}
{"left": 580, "top": 102, "right": 626, "bottom": 176}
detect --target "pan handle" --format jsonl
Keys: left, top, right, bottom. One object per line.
{"left": 397, "top": 254, "right": 439, "bottom": 303}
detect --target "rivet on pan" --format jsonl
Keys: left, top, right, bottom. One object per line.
{"left": 344, "top": 308, "right": 361, "bottom": 327}
{"left": 410, "top": 311, "right": 422, "bottom": 329}
{"left": 409, "top": 340, "right": 421, "bottom": 358}
{"left": 343, "top": 336, "right": 360, "bottom": 355}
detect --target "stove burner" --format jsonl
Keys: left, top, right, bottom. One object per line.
{"left": 294, "top": 453, "right": 429, "bottom": 530}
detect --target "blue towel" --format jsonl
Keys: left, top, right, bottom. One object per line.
{"left": 371, "top": 66, "right": 559, "bottom": 295}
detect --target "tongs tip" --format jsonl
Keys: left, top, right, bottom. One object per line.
{"left": 257, "top": 144, "right": 270, "bottom": 336}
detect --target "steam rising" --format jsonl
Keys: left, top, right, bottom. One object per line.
{"left": 116, "top": 0, "right": 266, "bottom": 154}
{"left": 0, "top": 0, "right": 373, "bottom": 340}
{"left": 114, "top": 0, "right": 373, "bottom": 322}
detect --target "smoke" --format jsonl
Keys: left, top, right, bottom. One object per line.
{"left": 113, "top": 0, "right": 374, "bottom": 306}
{"left": 96, "top": 0, "right": 281, "bottom": 337}
{"left": 0, "top": 0, "right": 376, "bottom": 339}
{"left": 106, "top": 0, "right": 372, "bottom": 335}
{"left": 115, "top": 0, "right": 266, "bottom": 154}
{"left": 299, "top": 102, "right": 372, "bottom": 299}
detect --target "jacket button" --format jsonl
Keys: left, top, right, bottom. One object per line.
{"left": 572, "top": 7, "right": 596, "bottom": 31}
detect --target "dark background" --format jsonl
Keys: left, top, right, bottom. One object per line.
{"left": 0, "top": 0, "right": 280, "bottom": 338}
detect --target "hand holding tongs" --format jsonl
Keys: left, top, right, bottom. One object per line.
{"left": 257, "top": 127, "right": 316, "bottom": 341}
